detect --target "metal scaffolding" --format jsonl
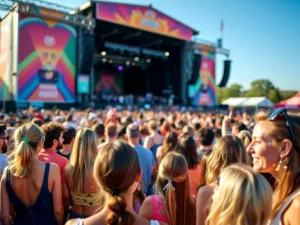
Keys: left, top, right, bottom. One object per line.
{"left": 0, "top": 0, "right": 95, "bottom": 29}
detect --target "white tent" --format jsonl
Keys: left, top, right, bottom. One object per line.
{"left": 222, "top": 97, "right": 274, "bottom": 108}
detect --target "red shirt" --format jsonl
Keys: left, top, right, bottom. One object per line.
{"left": 38, "top": 149, "right": 68, "bottom": 184}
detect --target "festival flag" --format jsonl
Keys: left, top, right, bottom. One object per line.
{"left": 220, "top": 20, "right": 224, "bottom": 32}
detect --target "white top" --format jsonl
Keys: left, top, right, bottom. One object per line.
{"left": 74, "top": 219, "right": 160, "bottom": 225}
{"left": 269, "top": 190, "right": 300, "bottom": 225}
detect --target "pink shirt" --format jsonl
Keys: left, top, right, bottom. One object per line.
{"left": 188, "top": 164, "right": 201, "bottom": 197}
{"left": 38, "top": 149, "right": 68, "bottom": 184}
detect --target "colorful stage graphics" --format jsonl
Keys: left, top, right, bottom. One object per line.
{"left": 95, "top": 74, "right": 122, "bottom": 96}
{"left": 96, "top": 2, "right": 193, "bottom": 41}
{"left": 188, "top": 49, "right": 217, "bottom": 106}
{"left": 17, "top": 15, "right": 77, "bottom": 102}
{"left": 0, "top": 15, "right": 11, "bottom": 100}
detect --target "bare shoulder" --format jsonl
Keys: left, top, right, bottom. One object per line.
{"left": 285, "top": 194, "right": 300, "bottom": 225}
{"left": 143, "top": 195, "right": 153, "bottom": 207}
{"left": 65, "top": 219, "right": 77, "bottom": 225}
{"left": 197, "top": 184, "right": 214, "bottom": 197}
{"left": 49, "top": 163, "right": 60, "bottom": 175}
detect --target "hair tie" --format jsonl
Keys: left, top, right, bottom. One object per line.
{"left": 163, "top": 179, "right": 175, "bottom": 191}
{"left": 22, "top": 137, "right": 29, "bottom": 144}
{"left": 112, "top": 189, "right": 120, "bottom": 196}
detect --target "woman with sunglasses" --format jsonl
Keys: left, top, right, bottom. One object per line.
{"left": 207, "top": 164, "right": 273, "bottom": 225}
{"left": 1, "top": 123, "right": 63, "bottom": 225}
{"left": 64, "top": 128, "right": 100, "bottom": 219}
{"left": 247, "top": 108, "right": 300, "bottom": 225}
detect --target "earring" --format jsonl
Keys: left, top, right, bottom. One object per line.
{"left": 137, "top": 183, "right": 141, "bottom": 191}
{"left": 275, "top": 155, "right": 284, "bottom": 172}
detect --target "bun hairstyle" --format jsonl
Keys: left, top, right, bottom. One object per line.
{"left": 94, "top": 140, "right": 140, "bottom": 225}
{"left": 9, "top": 123, "right": 43, "bottom": 177}
{"left": 156, "top": 151, "right": 195, "bottom": 225}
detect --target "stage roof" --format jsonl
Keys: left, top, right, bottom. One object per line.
{"left": 78, "top": 1, "right": 198, "bottom": 41}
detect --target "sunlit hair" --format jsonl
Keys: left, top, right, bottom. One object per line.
{"left": 238, "top": 130, "right": 252, "bottom": 148}
{"left": 207, "top": 164, "right": 273, "bottom": 225}
{"left": 94, "top": 140, "right": 140, "bottom": 225}
{"left": 255, "top": 111, "right": 300, "bottom": 218}
{"left": 159, "top": 131, "right": 178, "bottom": 162}
{"left": 9, "top": 123, "right": 43, "bottom": 177}
{"left": 65, "top": 128, "right": 98, "bottom": 194}
{"left": 199, "top": 150, "right": 212, "bottom": 187}
{"left": 206, "top": 135, "right": 251, "bottom": 184}
{"left": 156, "top": 151, "right": 195, "bottom": 225}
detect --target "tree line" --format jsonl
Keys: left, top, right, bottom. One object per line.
{"left": 217, "top": 79, "right": 298, "bottom": 103}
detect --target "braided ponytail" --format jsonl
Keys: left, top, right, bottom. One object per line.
{"left": 106, "top": 195, "right": 135, "bottom": 225}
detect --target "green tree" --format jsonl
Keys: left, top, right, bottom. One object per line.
{"left": 268, "top": 88, "right": 282, "bottom": 103}
{"left": 217, "top": 84, "right": 243, "bottom": 103}
{"left": 245, "top": 79, "right": 275, "bottom": 97}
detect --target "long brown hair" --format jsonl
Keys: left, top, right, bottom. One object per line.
{"left": 160, "top": 131, "right": 178, "bottom": 159}
{"left": 94, "top": 140, "right": 140, "bottom": 225}
{"left": 256, "top": 112, "right": 300, "bottom": 218}
{"left": 199, "top": 150, "right": 212, "bottom": 187}
{"left": 206, "top": 135, "right": 251, "bottom": 184}
{"left": 156, "top": 151, "right": 195, "bottom": 225}
{"left": 175, "top": 134, "right": 199, "bottom": 169}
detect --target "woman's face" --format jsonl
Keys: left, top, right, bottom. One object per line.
{"left": 247, "top": 121, "right": 280, "bottom": 174}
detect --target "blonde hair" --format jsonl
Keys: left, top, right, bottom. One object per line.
{"left": 238, "top": 130, "right": 252, "bottom": 148}
{"left": 207, "top": 164, "right": 273, "bottom": 225}
{"left": 255, "top": 111, "right": 300, "bottom": 218}
{"left": 206, "top": 135, "right": 251, "bottom": 184}
{"left": 156, "top": 152, "right": 195, "bottom": 225}
{"left": 9, "top": 123, "right": 43, "bottom": 177}
{"left": 65, "top": 128, "right": 98, "bottom": 194}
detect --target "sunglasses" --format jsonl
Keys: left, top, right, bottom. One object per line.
{"left": 216, "top": 177, "right": 220, "bottom": 186}
{"left": 268, "top": 108, "right": 296, "bottom": 149}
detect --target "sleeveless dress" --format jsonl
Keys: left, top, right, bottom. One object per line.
{"left": 6, "top": 163, "right": 57, "bottom": 225}
{"left": 151, "top": 195, "right": 169, "bottom": 223}
{"left": 73, "top": 219, "right": 160, "bottom": 225}
{"left": 269, "top": 190, "right": 300, "bottom": 225}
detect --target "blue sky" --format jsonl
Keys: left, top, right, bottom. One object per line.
{"left": 4, "top": 0, "right": 300, "bottom": 91}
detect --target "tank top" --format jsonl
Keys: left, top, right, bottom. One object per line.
{"left": 151, "top": 195, "right": 169, "bottom": 223}
{"left": 269, "top": 190, "right": 300, "bottom": 225}
{"left": 6, "top": 163, "right": 57, "bottom": 225}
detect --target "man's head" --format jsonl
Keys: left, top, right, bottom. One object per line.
{"left": 197, "top": 128, "right": 215, "bottom": 147}
{"left": 126, "top": 123, "right": 140, "bottom": 140}
{"left": 63, "top": 127, "right": 76, "bottom": 146}
{"left": 232, "top": 122, "right": 248, "bottom": 136}
{"left": 41, "top": 122, "right": 65, "bottom": 150}
{"left": 105, "top": 122, "right": 118, "bottom": 140}
{"left": 0, "top": 123, "right": 8, "bottom": 153}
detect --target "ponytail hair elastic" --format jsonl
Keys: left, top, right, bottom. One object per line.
{"left": 22, "top": 137, "right": 29, "bottom": 144}
{"left": 112, "top": 189, "right": 120, "bottom": 196}
{"left": 163, "top": 179, "right": 175, "bottom": 191}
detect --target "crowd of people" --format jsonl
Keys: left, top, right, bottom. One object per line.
{"left": 0, "top": 106, "right": 299, "bottom": 225}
